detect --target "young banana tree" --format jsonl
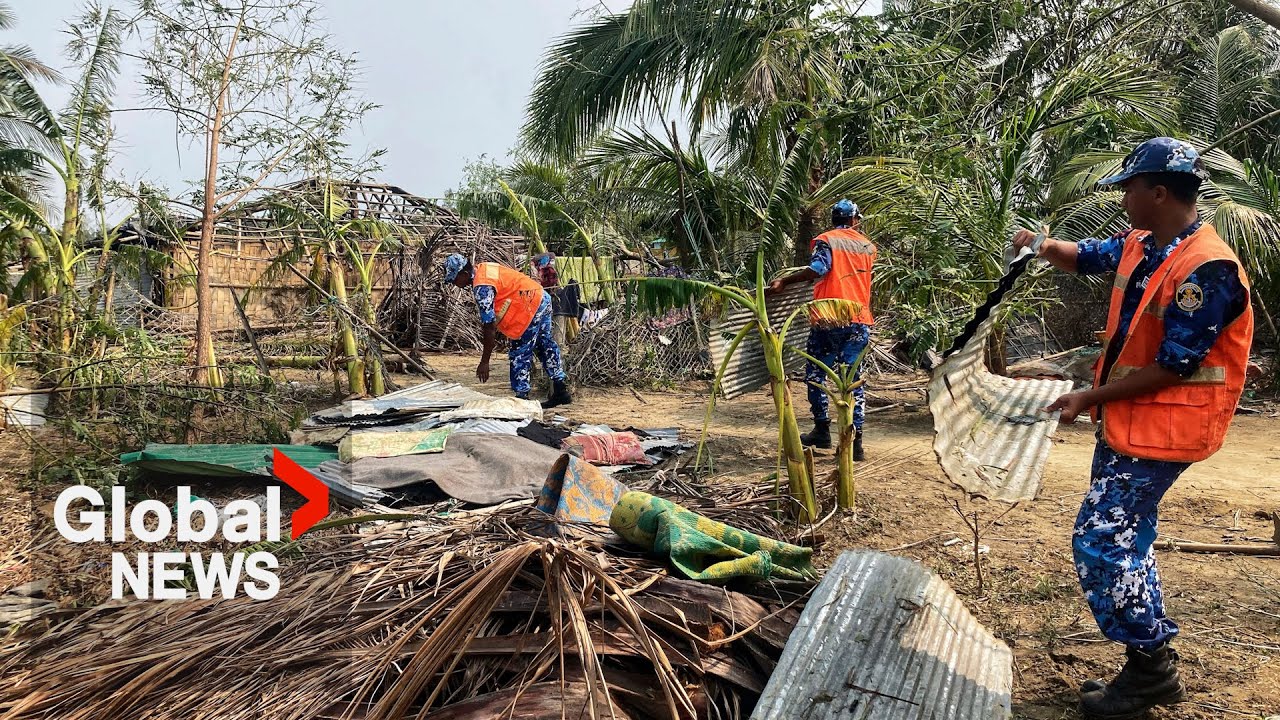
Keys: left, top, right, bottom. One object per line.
{"left": 635, "top": 249, "right": 818, "bottom": 521}
{"left": 780, "top": 299, "right": 869, "bottom": 511}
{"left": 0, "top": 5, "right": 124, "bottom": 382}
{"left": 263, "top": 181, "right": 403, "bottom": 396}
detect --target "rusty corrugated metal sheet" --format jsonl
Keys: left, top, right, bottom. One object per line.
{"left": 928, "top": 250, "right": 1072, "bottom": 502}
{"left": 752, "top": 550, "right": 1012, "bottom": 720}
{"left": 707, "top": 282, "right": 812, "bottom": 399}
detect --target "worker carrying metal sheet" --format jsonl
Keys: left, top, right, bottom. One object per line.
{"left": 767, "top": 199, "right": 875, "bottom": 461}
{"left": 442, "top": 254, "right": 573, "bottom": 408}
{"left": 1012, "top": 137, "right": 1254, "bottom": 720}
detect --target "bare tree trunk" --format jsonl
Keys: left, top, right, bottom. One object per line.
{"left": 794, "top": 207, "right": 818, "bottom": 267}
{"left": 1226, "top": 0, "right": 1280, "bottom": 30}
{"left": 192, "top": 17, "right": 241, "bottom": 387}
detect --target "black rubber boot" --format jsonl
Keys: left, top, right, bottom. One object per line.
{"left": 853, "top": 430, "right": 865, "bottom": 462}
{"left": 1079, "top": 645, "right": 1187, "bottom": 720}
{"left": 801, "top": 420, "right": 832, "bottom": 449}
{"left": 542, "top": 380, "right": 573, "bottom": 409}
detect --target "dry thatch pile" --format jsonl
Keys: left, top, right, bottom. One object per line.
{"left": 0, "top": 485, "right": 807, "bottom": 720}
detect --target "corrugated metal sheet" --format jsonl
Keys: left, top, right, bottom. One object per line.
{"left": 752, "top": 550, "right": 1012, "bottom": 720}
{"left": 707, "top": 282, "right": 812, "bottom": 399}
{"left": 309, "top": 460, "right": 389, "bottom": 508}
{"left": 928, "top": 250, "right": 1072, "bottom": 502}
{"left": 73, "top": 253, "right": 154, "bottom": 328}
{"left": 120, "top": 444, "right": 339, "bottom": 477}
{"left": 309, "top": 380, "right": 489, "bottom": 424}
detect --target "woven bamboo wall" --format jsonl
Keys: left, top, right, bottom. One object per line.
{"left": 161, "top": 235, "right": 394, "bottom": 332}
{"left": 140, "top": 180, "right": 524, "bottom": 339}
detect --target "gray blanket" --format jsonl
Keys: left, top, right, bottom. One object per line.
{"left": 324, "top": 432, "right": 566, "bottom": 504}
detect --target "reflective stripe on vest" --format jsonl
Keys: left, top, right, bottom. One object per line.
{"left": 474, "top": 262, "right": 544, "bottom": 339}
{"left": 810, "top": 228, "right": 876, "bottom": 326}
{"left": 1090, "top": 225, "right": 1254, "bottom": 462}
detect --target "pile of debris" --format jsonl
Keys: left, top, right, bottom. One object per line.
{"left": 567, "top": 307, "right": 709, "bottom": 388}
{"left": 3, "top": 373, "right": 1022, "bottom": 719}
{"left": 1, "top": 464, "right": 804, "bottom": 719}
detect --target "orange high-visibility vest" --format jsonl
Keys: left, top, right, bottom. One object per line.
{"left": 1091, "top": 224, "right": 1253, "bottom": 462}
{"left": 474, "top": 262, "right": 545, "bottom": 339}
{"left": 810, "top": 228, "right": 876, "bottom": 326}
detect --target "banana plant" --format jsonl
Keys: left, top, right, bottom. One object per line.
{"left": 260, "top": 181, "right": 404, "bottom": 396}
{"left": 0, "top": 5, "right": 123, "bottom": 381}
{"left": 633, "top": 249, "right": 818, "bottom": 522}
{"left": 780, "top": 299, "right": 869, "bottom": 511}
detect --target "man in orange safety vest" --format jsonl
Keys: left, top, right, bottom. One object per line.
{"left": 444, "top": 254, "right": 573, "bottom": 408}
{"left": 1012, "top": 137, "right": 1252, "bottom": 719}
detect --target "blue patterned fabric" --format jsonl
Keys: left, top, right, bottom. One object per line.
{"left": 808, "top": 239, "right": 833, "bottom": 276}
{"left": 1076, "top": 221, "right": 1247, "bottom": 378}
{"left": 472, "top": 284, "right": 497, "bottom": 324}
{"left": 442, "top": 253, "right": 468, "bottom": 283}
{"left": 805, "top": 323, "right": 869, "bottom": 427}
{"left": 509, "top": 293, "right": 565, "bottom": 397}
{"left": 1074, "top": 437, "right": 1190, "bottom": 649}
{"left": 1099, "top": 137, "right": 1209, "bottom": 186}
{"left": 536, "top": 454, "right": 625, "bottom": 531}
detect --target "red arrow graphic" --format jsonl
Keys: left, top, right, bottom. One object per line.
{"left": 273, "top": 449, "right": 329, "bottom": 540}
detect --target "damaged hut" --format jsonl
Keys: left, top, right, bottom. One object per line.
{"left": 110, "top": 178, "right": 522, "bottom": 350}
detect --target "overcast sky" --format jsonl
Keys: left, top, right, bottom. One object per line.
{"left": 14, "top": 0, "right": 594, "bottom": 200}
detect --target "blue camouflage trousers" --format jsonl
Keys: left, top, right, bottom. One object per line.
{"left": 1072, "top": 436, "right": 1189, "bottom": 649}
{"left": 510, "top": 294, "right": 566, "bottom": 398}
{"left": 805, "top": 323, "right": 869, "bottom": 428}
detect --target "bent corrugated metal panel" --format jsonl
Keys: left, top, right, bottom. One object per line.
{"left": 309, "top": 380, "right": 490, "bottom": 423}
{"left": 752, "top": 550, "right": 1012, "bottom": 720}
{"left": 928, "top": 251, "right": 1072, "bottom": 502}
{"left": 707, "top": 282, "right": 812, "bottom": 399}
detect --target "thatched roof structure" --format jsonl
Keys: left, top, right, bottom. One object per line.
{"left": 114, "top": 178, "right": 523, "bottom": 348}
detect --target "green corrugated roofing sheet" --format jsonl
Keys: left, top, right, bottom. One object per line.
{"left": 120, "top": 444, "right": 339, "bottom": 478}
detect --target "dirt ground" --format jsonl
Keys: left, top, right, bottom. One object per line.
{"left": 2, "top": 351, "right": 1277, "bottom": 719}
{"left": 423, "top": 352, "right": 1280, "bottom": 719}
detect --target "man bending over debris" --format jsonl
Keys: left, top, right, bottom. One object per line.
{"left": 767, "top": 199, "right": 875, "bottom": 461}
{"left": 1012, "top": 137, "right": 1253, "bottom": 720}
{"left": 443, "top": 254, "right": 573, "bottom": 408}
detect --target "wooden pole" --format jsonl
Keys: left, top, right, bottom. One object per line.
{"left": 282, "top": 260, "right": 435, "bottom": 379}
{"left": 229, "top": 288, "right": 270, "bottom": 375}
{"left": 1157, "top": 539, "right": 1280, "bottom": 556}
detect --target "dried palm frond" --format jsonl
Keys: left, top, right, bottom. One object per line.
{"left": 0, "top": 494, "right": 804, "bottom": 720}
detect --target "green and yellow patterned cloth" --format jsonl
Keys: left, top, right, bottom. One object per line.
{"left": 338, "top": 427, "right": 452, "bottom": 462}
{"left": 609, "top": 491, "right": 816, "bottom": 582}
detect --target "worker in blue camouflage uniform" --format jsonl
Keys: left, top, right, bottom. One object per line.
{"left": 768, "top": 200, "right": 876, "bottom": 460}
{"left": 1013, "top": 137, "right": 1251, "bottom": 720}
{"left": 443, "top": 254, "right": 572, "bottom": 407}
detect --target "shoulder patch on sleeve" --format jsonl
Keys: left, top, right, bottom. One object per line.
{"left": 1175, "top": 282, "right": 1203, "bottom": 312}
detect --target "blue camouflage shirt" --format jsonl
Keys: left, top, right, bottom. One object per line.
{"left": 809, "top": 240, "right": 833, "bottom": 277}
{"left": 1076, "top": 220, "right": 1248, "bottom": 379}
{"left": 473, "top": 285, "right": 497, "bottom": 324}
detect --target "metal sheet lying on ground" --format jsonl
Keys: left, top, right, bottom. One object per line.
{"left": 752, "top": 550, "right": 1013, "bottom": 720}
{"left": 928, "top": 248, "right": 1073, "bottom": 502}
{"left": 309, "top": 380, "right": 489, "bottom": 424}
{"left": 708, "top": 282, "right": 812, "bottom": 400}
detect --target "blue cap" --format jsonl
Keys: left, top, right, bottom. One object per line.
{"left": 1099, "top": 137, "right": 1210, "bottom": 186}
{"left": 533, "top": 252, "right": 556, "bottom": 268}
{"left": 442, "top": 253, "right": 468, "bottom": 283}
{"left": 833, "top": 199, "right": 861, "bottom": 218}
